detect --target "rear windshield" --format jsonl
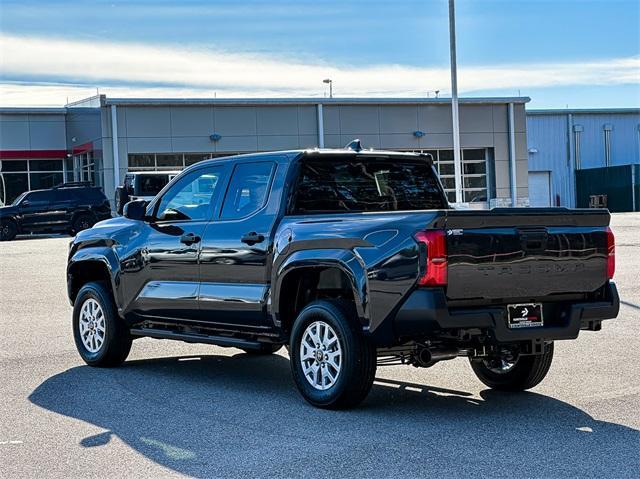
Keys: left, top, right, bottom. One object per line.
{"left": 291, "top": 157, "right": 447, "bottom": 214}
{"left": 137, "top": 175, "right": 169, "bottom": 196}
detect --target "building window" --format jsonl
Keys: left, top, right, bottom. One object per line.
{"left": 128, "top": 153, "right": 234, "bottom": 172}
{"left": 30, "top": 172, "right": 64, "bottom": 190}
{"left": 129, "top": 154, "right": 155, "bottom": 169}
{"left": 0, "top": 158, "right": 66, "bottom": 204}
{"left": 404, "top": 148, "right": 490, "bottom": 204}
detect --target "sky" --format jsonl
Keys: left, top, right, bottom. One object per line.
{"left": 0, "top": 0, "right": 638, "bottom": 108}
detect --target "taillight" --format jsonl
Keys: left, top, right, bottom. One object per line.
{"left": 606, "top": 226, "right": 615, "bottom": 279}
{"left": 414, "top": 230, "right": 447, "bottom": 286}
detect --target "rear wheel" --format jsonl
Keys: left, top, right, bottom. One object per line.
{"left": 469, "top": 342, "right": 554, "bottom": 391}
{"left": 72, "top": 213, "right": 94, "bottom": 235}
{"left": 1, "top": 219, "right": 17, "bottom": 241}
{"left": 289, "top": 299, "right": 376, "bottom": 409}
{"left": 73, "top": 281, "right": 132, "bottom": 367}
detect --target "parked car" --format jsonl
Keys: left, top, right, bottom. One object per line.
{"left": 1, "top": 182, "right": 111, "bottom": 241}
{"left": 66, "top": 143, "right": 619, "bottom": 409}
{"left": 115, "top": 171, "right": 179, "bottom": 215}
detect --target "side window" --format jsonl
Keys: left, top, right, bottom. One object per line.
{"left": 154, "top": 167, "right": 224, "bottom": 222}
{"left": 81, "top": 188, "right": 104, "bottom": 202}
{"left": 53, "top": 190, "right": 70, "bottom": 202}
{"left": 66, "top": 188, "right": 88, "bottom": 202}
{"left": 23, "top": 191, "right": 51, "bottom": 205}
{"left": 221, "top": 162, "right": 274, "bottom": 220}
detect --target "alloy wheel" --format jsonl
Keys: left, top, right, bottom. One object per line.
{"left": 79, "top": 298, "right": 106, "bottom": 353}
{"left": 300, "top": 320, "right": 342, "bottom": 390}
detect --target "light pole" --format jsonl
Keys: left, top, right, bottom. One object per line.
{"left": 323, "top": 79, "right": 333, "bottom": 98}
{"left": 448, "top": 0, "right": 463, "bottom": 204}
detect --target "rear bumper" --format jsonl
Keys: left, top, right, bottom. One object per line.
{"left": 394, "top": 282, "right": 619, "bottom": 343}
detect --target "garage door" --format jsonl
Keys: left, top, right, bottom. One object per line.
{"left": 529, "top": 171, "right": 551, "bottom": 207}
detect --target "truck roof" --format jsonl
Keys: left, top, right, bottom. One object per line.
{"left": 195, "top": 140, "right": 434, "bottom": 168}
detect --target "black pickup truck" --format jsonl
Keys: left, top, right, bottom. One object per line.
{"left": 66, "top": 144, "right": 619, "bottom": 409}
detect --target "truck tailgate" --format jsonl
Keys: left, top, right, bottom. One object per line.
{"left": 441, "top": 208, "right": 611, "bottom": 300}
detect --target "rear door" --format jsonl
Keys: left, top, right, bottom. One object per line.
{"left": 49, "top": 189, "right": 74, "bottom": 229}
{"left": 529, "top": 172, "right": 552, "bottom": 207}
{"left": 198, "top": 159, "right": 282, "bottom": 328}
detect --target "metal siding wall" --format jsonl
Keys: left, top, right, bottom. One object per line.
{"left": 527, "top": 111, "right": 640, "bottom": 208}
{"left": 526, "top": 113, "right": 572, "bottom": 207}
{"left": 66, "top": 108, "right": 102, "bottom": 149}
{"left": 0, "top": 112, "right": 67, "bottom": 151}
{"left": 572, "top": 113, "right": 640, "bottom": 168}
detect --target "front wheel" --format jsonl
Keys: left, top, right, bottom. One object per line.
{"left": 73, "top": 281, "right": 132, "bottom": 367}
{"left": 72, "top": 213, "right": 94, "bottom": 235}
{"left": 469, "top": 342, "right": 554, "bottom": 391}
{"left": 289, "top": 299, "right": 376, "bottom": 409}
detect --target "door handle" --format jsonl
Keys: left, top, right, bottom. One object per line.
{"left": 241, "top": 232, "right": 264, "bottom": 245}
{"left": 180, "top": 233, "right": 201, "bottom": 245}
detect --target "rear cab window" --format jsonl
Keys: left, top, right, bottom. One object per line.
{"left": 290, "top": 155, "right": 447, "bottom": 214}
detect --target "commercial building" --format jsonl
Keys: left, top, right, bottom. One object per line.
{"left": 0, "top": 95, "right": 530, "bottom": 208}
{"left": 527, "top": 108, "right": 640, "bottom": 209}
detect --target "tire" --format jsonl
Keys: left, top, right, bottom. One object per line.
{"left": 1, "top": 219, "right": 17, "bottom": 241}
{"left": 72, "top": 281, "right": 132, "bottom": 367}
{"left": 469, "top": 342, "right": 554, "bottom": 391}
{"left": 72, "top": 213, "right": 95, "bottom": 235}
{"left": 289, "top": 299, "right": 377, "bottom": 409}
{"left": 241, "top": 344, "right": 283, "bottom": 355}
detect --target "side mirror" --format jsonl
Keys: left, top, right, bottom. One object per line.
{"left": 123, "top": 199, "right": 149, "bottom": 221}
{"left": 20, "top": 200, "right": 30, "bottom": 207}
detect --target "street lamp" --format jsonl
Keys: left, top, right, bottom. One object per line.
{"left": 323, "top": 79, "right": 333, "bottom": 98}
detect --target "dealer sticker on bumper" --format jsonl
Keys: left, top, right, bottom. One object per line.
{"left": 507, "top": 303, "right": 544, "bottom": 328}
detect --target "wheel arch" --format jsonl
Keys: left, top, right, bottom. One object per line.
{"left": 1, "top": 215, "right": 20, "bottom": 235}
{"left": 71, "top": 209, "right": 97, "bottom": 227}
{"left": 67, "top": 248, "right": 121, "bottom": 310}
{"left": 272, "top": 249, "right": 368, "bottom": 335}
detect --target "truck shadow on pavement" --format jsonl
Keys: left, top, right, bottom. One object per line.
{"left": 30, "top": 353, "right": 639, "bottom": 478}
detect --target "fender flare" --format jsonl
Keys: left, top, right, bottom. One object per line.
{"left": 271, "top": 248, "right": 369, "bottom": 326}
{"left": 67, "top": 246, "right": 123, "bottom": 311}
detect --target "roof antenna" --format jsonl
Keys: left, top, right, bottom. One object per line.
{"left": 344, "top": 139, "right": 363, "bottom": 152}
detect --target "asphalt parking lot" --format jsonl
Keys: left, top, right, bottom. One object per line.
{"left": 1, "top": 214, "right": 639, "bottom": 478}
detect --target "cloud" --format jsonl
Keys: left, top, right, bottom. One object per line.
{"left": 1, "top": 32, "right": 638, "bottom": 105}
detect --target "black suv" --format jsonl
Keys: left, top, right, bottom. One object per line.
{"left": 0, "top": 182, "right": 111, "bottom": 241}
